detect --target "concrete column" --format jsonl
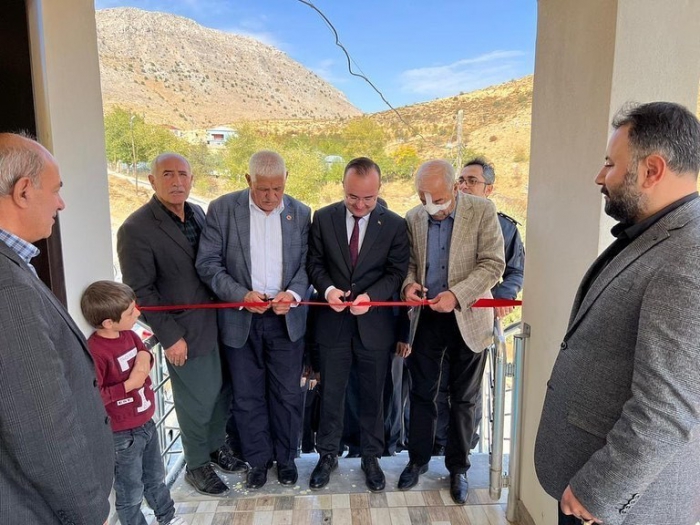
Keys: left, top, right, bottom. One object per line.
{"left": 519, "top": 1, "right": 700, "bottom": 523}
{"left": 26, "top": 0, "right": 113, "bottom": 332}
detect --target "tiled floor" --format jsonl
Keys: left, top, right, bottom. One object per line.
{"left": 156, "top": 452, "right": 516, "bottom": 525}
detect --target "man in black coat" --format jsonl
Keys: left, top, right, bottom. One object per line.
{"left": 307, "top": 157, "right": 409, "bottom": 492}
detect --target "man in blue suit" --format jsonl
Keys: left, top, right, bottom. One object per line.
{"left": 196, "top": 150, "right": 311, "bottom": 489}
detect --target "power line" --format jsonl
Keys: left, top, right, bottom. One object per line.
{"left": 295, "top": 0, "right": 442, "bottom": 149}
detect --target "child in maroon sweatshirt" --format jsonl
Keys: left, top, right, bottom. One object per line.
{"left": 81, "top": 280, "right": 186, "bottom": 525}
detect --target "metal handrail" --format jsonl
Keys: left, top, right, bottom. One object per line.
{"left": 140, "top": 327, "right": 184, "bottom": 483}
{"left": 489, "top": 319, "right": 507, "bottom": 500}
{"left": 489, "top": 320, "right": 522, "bottom": 501}
{"left": 506, "top": 323, "right": 529, "bottom": 521}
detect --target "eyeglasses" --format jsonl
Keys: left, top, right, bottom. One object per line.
{"left": 345, "top": 194, "right": 377, "bottom": 205}
{"left": 458, "top": 176, "right": 491, "bottom": 187}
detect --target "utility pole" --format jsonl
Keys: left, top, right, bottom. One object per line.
{"left": 456, "top": 109, "right": 464, "bottom": 168}
{"left": 130, "top": 114, "right": 138, "bottom": 194}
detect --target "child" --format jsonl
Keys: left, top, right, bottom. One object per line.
{"left": 81, "top": 280, "right": 186, "bottom": 525}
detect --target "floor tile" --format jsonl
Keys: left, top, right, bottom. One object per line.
{"left": 369, "top": 507, "right": 390, "bottom": 525}
{"left": 349, "top": 493, "right": 370, "bottom": 509}
{"left": 197, "top": 501, "right": 220, "bottom": 513}
{"left": 351, "top": 507, "right": 371, "bottom": 525}
{"left": 388, "top": 507, "right": 411, "bottom": 525}
{"left": 252, "top": 510, "right": 274, "bottom": 525}
{"left": 271, "top": 510, "right": 293, "bottom": 525}
{"left": 333, "top": 507, "right": 353, "bottom": 525}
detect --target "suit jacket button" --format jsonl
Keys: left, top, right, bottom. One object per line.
{"left": 560, "top": 341, "right": 567, "bottom": 350}
{"left": 93, "top": 378, "right": 98, "bottom": 387}
{"left": 105, "top": 416, "right": 111, "bottom": 425}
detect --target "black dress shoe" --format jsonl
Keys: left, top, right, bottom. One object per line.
{"left": 361, "top": 456, "right": 386, "bottom": 492}
{"left": 277, "top": 462, "right": 299, "bottom": 485}
{"left": 450, "top": 473, "right": 469, "bottom": 504}
{"left": 309, "top": 453, "right": 338, "bottom": 489}
{"left": 185, "top": 465, "right": 229, "bottom": 496}
{"left": 210, "top": 445, "right": 248, "bottom": 473}
{"left": 246, "top": 464, "right": 271, "bottom": 489}
{"left": 397, "top": 462, "right": 428, "bottom": 490}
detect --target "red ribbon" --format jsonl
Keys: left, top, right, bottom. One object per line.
{"left": 138, "top": 298, "right": 521, "bottom": 312}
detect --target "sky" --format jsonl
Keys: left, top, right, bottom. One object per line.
{"left": 94, "top": 0, "right": 538, "bottom": 114}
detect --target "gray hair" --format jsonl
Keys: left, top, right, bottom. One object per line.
{"left": 613, "top": 101, "right": 700, "bottom": 178}
{"left": 151, "top": 152, "right": 191, "bottom": 175}
{"left": 0, "top": 133, "right": 46, "bottom": 196}
{"left": 463, "top": 157, "right": 496, "bottom": 184}
{"left": 248, "top": 150, "right": 286, "bottom": 182}
{"left": 414, "top": 159, "right": 455, "bottom": 190}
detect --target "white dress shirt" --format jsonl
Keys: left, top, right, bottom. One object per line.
{"left": 324, "top": 208, "right": 371, "bottom": 300}
{"left": 249, "top": 195, "right": 301, "bottom": 303}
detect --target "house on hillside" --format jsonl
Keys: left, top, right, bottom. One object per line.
{"left": 324, "top": 155, "right": 344, "bottom": 170}
{"left": 206, "top": 126, "right": 237, "bottom": 146}
{"left": 162, "top": 124, "right": 183, "bottom": 138}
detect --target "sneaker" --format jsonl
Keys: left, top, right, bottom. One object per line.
{"left": 184, "top": 465, "right": 229, "bottom": 496}
{"left": 210, "top": 445, "right": 248, "bottom": 473}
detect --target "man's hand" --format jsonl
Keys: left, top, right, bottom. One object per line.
{"left": 164, "top": 338, "right": 188, "bottom": 367}
{"left": 244, "top": 291, "right": 271, "bottom": 314}
{"left": 404, "top": 282, "right": 427, "bottom": 302}
{"left": 327, "top": 288, "right": 350, "bottom": 312}
{"left": 494, "top": 306, "right": 515, "bottom": 319}
{"left": 396, "top": 342, "right": 412, "bottom": 358}
{"left": 350, "top": 293, "right": 371, "bottom": 316}
{"left": 561, "top": 485, "right": 602, "bottom": 524}
{"left": 271, "top": 291, "right": 295, "bottom": 315}
{"left": 429, "top": 291, "right": 458, "bottom": 313}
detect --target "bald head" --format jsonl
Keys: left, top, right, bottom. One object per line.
{"left": 0, "top": 133, "right": 64, "bottom": 243}
{"left": 0, "top": 133, "right": 52, "bottom": 196}
{"left": 151, "top": 152, "right": 191, "bottom": 175}
{"left": 414, "top": 159, "right": 457, "bottom": 221}
{"left": 148, "top": 152, "right": 193, "bottom": 218}
{"left": 414, "top": 159, "right": 455, "bottom": 191}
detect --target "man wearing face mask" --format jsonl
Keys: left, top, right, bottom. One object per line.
{"left": 427, "top": 158, "right": 525, "bottom": 455}
{"left": 397, "top": 159, "right": 504, "bottom": 504}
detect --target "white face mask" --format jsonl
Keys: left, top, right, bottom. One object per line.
{"left": 423, "top": 192, "right": 451, "bottom": 216}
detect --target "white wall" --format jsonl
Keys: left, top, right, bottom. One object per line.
{"left": 520, "top": 1, "right": 700, "bottom": 523}
{"left": 27, "top": 0, "right": 114, "bottom": 333}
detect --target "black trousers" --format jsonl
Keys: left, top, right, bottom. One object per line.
{"left": 316, "top": 323, "right": 389, "bottom": 458}
{"left": 224, "top": 312, "right": 304, "bottom": 469}
{"left": 407, "top": 309, "right": 487, "bottom": 473}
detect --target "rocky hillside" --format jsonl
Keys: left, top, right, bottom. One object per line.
{"left": 96, "top": 8, "right": 361, "bottom": 128}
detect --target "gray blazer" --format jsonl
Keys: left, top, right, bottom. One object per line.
{"left": 535, "top": 198, "right": 700, "bottom": 525}
{"left": 196, "top": 189, "right": 311, "bottom": 348}
{"left": 402, "top": 193, "right": 505, "bottom": 352}
{"left": 117, "top": 196, "right": 218, "bottom": 357}
{"left": 0, "top": 241, "right": 113, "bottom": 524}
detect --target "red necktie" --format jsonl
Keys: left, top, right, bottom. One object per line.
{"left": 349, "top": 215, "right": 361, "bottom": 267}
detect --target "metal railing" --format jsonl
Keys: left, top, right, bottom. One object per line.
{"left": 487, "top": 319, "right": 529, "bottom": 522}
{"left": 138, "top": 323, "right": 185, "bottom": 484}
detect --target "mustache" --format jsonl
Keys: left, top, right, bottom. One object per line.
{"left": 601, "top": 187, "right": 609, "bottom": 197}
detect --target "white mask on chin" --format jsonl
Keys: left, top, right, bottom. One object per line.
{"left": 423, "top": 192, "right": 451, "bottom": 216}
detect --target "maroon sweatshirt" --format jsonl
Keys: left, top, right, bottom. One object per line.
{"left": 87, "top": 330, "right": 156, "bottom": 432}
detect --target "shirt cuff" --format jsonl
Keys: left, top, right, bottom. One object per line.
{"left": 324, "top": 286, "right": 337, "bottom": 301}
{"left": 287, "top": 290, "right": 301, "bottom": 308}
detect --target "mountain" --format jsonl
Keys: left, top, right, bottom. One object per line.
{"left": 255, "top": 76, "right": 534, "bottom": 218}
{"left": 95, "top": 8, "right": 362, "bottom": 128}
